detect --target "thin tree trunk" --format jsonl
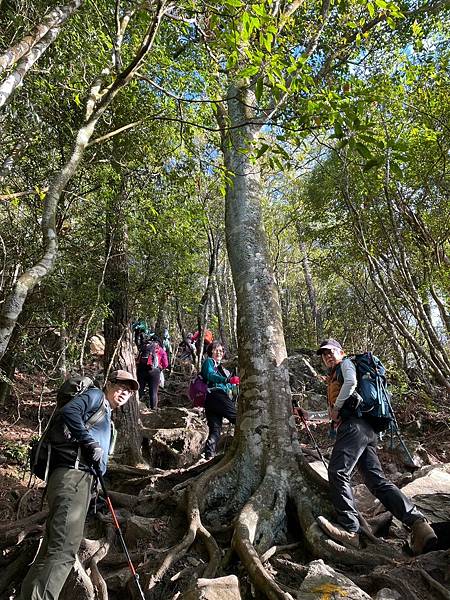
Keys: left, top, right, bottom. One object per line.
{"left": 222, "top": 260, "right": 238, "bottom": 352}
{"left": 298, "top": 235, "right": 322, "bottom": 343}
{"left": 340, "top": 159, "right": 450, "bottom": 388}
{"left": 0, "top": 112, "right": 98, "bottom": 358}
{"left": 195, "top": 230, "right": 219, "bottom": 370}
{"left": 213, "top": 275, "right": 229, "bottom": 352}
{"left": 0, "top": 141, "right": 27, "bottom": 183}
{"left": 0, "top": 0, "right": 83, "bottom": 75}
{"left": 155, "top": 299, "right": 169, "bottom": 339}
{"left": 430, "top": 285, "right": 450, "bottom": 335}
{"left": 59, "top": 307, "right": 68, "bottom": 379}
{"left": 0, "top": 27, "right": 61, "bottom": 109}
{"left": 0, "top": 0, "right": 170, "bottom": 360}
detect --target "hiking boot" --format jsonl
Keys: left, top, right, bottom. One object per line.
{"left": 317, "top": 516, "right": 360, "bottom": 548}
{"left": 410, "top": 519, "right": 438, "bottom": 555}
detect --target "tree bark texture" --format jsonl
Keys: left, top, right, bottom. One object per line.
{"left": 0, "top": 27, "right": 61, "bottom": 109}
{"left": 103, "top": 186, "right": 142, "bottom": 466}
{"left": 0, "top": 0, "right": 83, "bottom": 76}
{"left": 163, "top": 84, "right": 397, "bottom": 600}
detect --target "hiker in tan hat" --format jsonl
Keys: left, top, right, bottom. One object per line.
{"left": 21, "top": 369, "right": 138, "bottom": 600}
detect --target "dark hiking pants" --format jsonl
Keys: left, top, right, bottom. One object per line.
{"left": 204, "top": 389, "right": 236, "bottom": 458}
{"left": 20, "top": 467, "right": 92, "bottom": 600}
{"left": 328, "top": 417, "right": 423, "bottom": 533}
{"left": 137, "top": 365, "right": 161, "bottom": 409}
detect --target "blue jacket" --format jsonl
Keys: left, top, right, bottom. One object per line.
{"left": 58, "top": 387, "right": 112, "bottom": 474}
{"left": 201, "top": 357, "right": 232, "bottom": 395}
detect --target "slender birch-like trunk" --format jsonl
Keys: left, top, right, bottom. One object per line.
{"left": 0, "top": 0, "right": 83, "bottom": 75}
{"left": 0, "top": 0, "right": 171, "bottom": 360}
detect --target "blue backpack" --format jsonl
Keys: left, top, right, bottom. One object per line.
{"left": 339, "top": 352, "right": 394, "bottom": 433}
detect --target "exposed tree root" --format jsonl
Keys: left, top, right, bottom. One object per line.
{"left": 59, "top": 555, "right": 96, "bottom": 600}
{"left": 0, "top": 509, "right": 48, "bottom": 548}
{"left": 144, "top": 484, "right": 221, "bottom": 590}
{"left": 354, "top": 554, "right": 450, "bottom": 600}
{"left": 305, "top": 521, "right": 398, "bottom": 567}
{"left": 418, "top": 567, "right": 450, "bottom": 600}
{"left": 195, "top": 453, "right": 243, "bottom": 523}
{"left": 231, "top": 468, "right": 296, "bottom": 600}
{"left": 233, "top": 519, "right": 294, "bottom": 600}
{"left": 260, "top": 542, "right": 301, "bottom": 563}
{"left": 15, "top": 485, "right": 45, "bottom": 519}
{"left": 89, "top": 527, "right": 115, "bottom": 600}
{"left": 0, "top": 540, "right": 38, "bottom": 596}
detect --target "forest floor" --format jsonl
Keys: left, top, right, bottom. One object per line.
{"left": 0, "top": 360, "right": 449, "bottom": 599}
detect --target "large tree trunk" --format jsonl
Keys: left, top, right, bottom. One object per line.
{"left": 164, "top": 82, "right": 398, "bottom": 600}
{"left": 179, "top": 84, "right": 352, "bottom": 600}
{"left": 103, "top": 186, "right": 142, "bottom": 467}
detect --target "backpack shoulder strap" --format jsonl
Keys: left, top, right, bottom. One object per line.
{"left": 335, "top": 363, "right": 344, "bottom": 384}
{"left": 85, "top": 396, "right": 108, "bottom": 430}
{"left": 335, "top": 356, "right": 356, "bottom": 384}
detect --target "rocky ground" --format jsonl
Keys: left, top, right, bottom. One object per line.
{"left": 0, "top": 353, "right": 449, "bottom": 599}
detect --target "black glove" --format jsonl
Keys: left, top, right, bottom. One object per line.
{"left": 83, "top": 441, "right": 103, "bottom": 465}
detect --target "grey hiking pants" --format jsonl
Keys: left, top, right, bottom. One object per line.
{"left": 328, "top": 417, "right": 423, "bottom": 533}
{"left": 20, "top": 467, "right": 93, "bottom": 600}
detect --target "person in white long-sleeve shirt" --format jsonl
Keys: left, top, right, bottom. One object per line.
{"left": 314, "top": 338, "right": 437, "bottom": 555}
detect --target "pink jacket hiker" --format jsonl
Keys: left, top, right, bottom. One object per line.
{"left": 157, "top": 347, "right": 169, "bottom": 370}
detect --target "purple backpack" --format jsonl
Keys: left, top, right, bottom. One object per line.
{"left": 189, "top": 375, "right": 208, "bottom": 408}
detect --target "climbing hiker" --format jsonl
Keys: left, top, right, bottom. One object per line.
{"left": 192, "top": 328, "right": 214, "bottom": 356}
{"left": 20, "top": 370, "right": 138, "bottom": 600}
{"left": 155, "top": 336, "right": 169, "bottom": 392}
{"left": 136, "top": 337, "right": 168, "bottom": 409}
{"left": 162, "top": 327, "right": 173, "bottom": 372}
{"left": 201, "top": 341, "right": 240, "bottom": 459}
{"left": 132, "top": 318, "right": 149, "bottom": 350}
{"left": 314, "top": 338, "right": 437, "bottom": 554}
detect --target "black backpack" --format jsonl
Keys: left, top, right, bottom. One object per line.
{"left": 28, "top": 377, "right": 106, "bottom": 482}
{"left": 138, "top": 341, "right": 159, "bottom": 369}
{"left": 56, "top": 375, "right": 94, "bottom": 407}
{"left": 338, "top": 352, "right": 394, "bottom": 433}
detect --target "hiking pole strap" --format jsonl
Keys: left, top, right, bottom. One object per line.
{"left": 95, "top": 467, "right": 146, "bottom": 600}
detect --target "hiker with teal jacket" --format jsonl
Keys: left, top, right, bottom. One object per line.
{"left": 201, "top": 341, "right": 240, "bottom": 459}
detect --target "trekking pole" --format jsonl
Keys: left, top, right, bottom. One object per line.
{"left": 298, "top": 413, "right": 329, "bottom": 471}
{"left": 94, "top": 466, "right": 146, "bottom": 600}
{"left": 385, "top": 396, "right": 417, "bottom": 467}
{"left": 390, "top": 414, "right": 417, "bottom": 467}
